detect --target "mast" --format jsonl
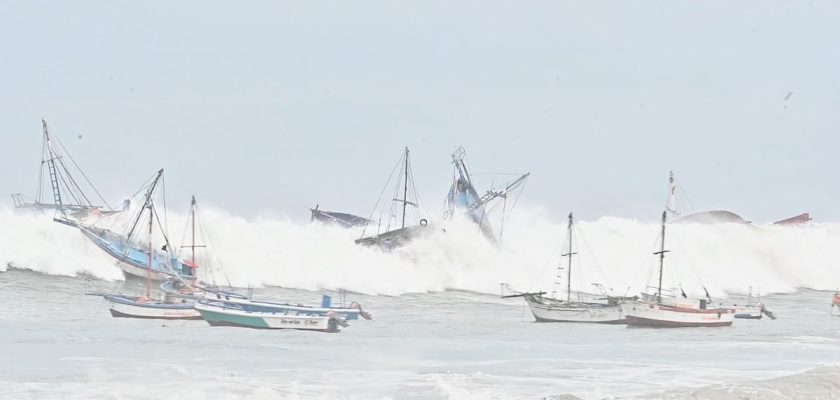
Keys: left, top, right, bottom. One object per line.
{"left": 666, "top": 171, "right": 679, "bottom": 217}
{"left": 561, "top": 212, "right": 578, "bottom": 303}
{"left": 42, "top": 119, "right": 63, "bottom": 207}
{"left": 653, "top": 210, "right": 670, "bottom": 303}
{"left": 145, "top": 197, "right": 154, "bottom": 299}
{"left": 401, "top": 147, "right": 409, "bottom": 229}
{"left": 191, "top": 195, "right": 196, "bottom": 265}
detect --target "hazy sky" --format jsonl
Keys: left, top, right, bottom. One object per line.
{"left": 1, "top": 1, "right": 838, "bottom": 223}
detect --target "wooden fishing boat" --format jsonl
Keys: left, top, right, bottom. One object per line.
{"left": 310, "top": 205, "right": 371, "bottom": 228}
{"left": 717, "top": 287, "right": 776, "bottom": 319}
{"left": 105, "top": 294, "right": 201, "bottom": 320}
{"left": 502, "top": 213, "right": 632, "bottom": 324}
{"left": 442, "top": 146, "right": 529, "bottom": 243}
{"left": 11, "top": 119, "right": 121, "bottom": 217}
{"left": 620, "top": 211, "right": 735, "bottom": 328}
{"left": 55, "top": 170, "right": 194, "bottom": 282}
{"left": 87, "top": 170, "right": 203, "bottom": 320}
{"left": 355, "top": 147, "right": 433, "bottom": 250}
{"left": 195, "top": 300, "right": 348, "bottom": 332}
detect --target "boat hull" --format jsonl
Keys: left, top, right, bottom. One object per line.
{"left": 524, "top": 295, "right": 625, "bottom": 324}
{"left": 620, "top": 301, "right": 735, "bottom": 328}
{"left": 195, "top": 301, "right": 342, "bottom": 332}
{"left": 203, "top": 295, "right": 364, "bottom": 320}
{"left": 106, "top": 295, "right": 202, "bottom": 320}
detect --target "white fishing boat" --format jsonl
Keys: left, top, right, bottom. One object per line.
{"left": 620, "top": 211, "right": 735, "bottom": 328}
{"left": 502, "top": 213, "right": 631, "bottom": 324}
{"left": 195, "top": 300, "right": 348, "bottom": 333}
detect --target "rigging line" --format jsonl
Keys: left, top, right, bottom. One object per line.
{"left": 54, "top": 155, "right": 93, "bottom": 206}
{"left": 53, "top": 134, "right": 112, "bottom": 210}
{"left": 666, "top": 229, "right": 706, "bottom": 293}
{"left": 675, "top": 181, "right": 696, "bottom": 213}
{"left": 360, "top": 151, "right": 403, "bottom": 238}
{"left": 575, "top": 224, "right": 612, "bottom": 290}
{"left": 527, "top": 237, "right": 565, "bottom": 295}
{"left": 54, "top": 168, "right": 85, "bottom": 206}
{"left": 628, "top": 228, "right": 663, "bottom": 295}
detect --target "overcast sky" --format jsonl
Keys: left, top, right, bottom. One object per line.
{"left": 1, "top": 1, "right": 837, "bottom": 223}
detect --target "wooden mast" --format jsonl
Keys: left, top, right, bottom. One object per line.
{"left": 401, "top": 147, "right": 409, "bottom": 230}
{"left": 561, "top": 212, "right": 578, "bottom": 303}
{"left": 653, "top": 210, "right": 670, "bottom": 303}
{"left": 145, "top": 196, "right": 154, "bottom": 300}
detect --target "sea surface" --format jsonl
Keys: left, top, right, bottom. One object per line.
{"left": 1, "top": 268, "right": 839, "bottom": 400}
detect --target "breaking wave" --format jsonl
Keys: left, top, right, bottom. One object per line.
{"left": 2, "top": 205, "right": 839, "bottom": 297}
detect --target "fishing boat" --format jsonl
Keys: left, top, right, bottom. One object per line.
{"left": 718, "top": 287, "right": 776, "bottom": 319}
{"left": 665, "top": 171, "right": 750, "bottom": 224}
{"left": 501, "top": 213, "right": 630, "bottom": 324}
{"left": 88, "top": 170, "right": 202, "bottom": 320}
{"left": 356, "top": 147, "right": 433, "bottom": 250}
{"left": 10, "top": 119, "right": 122, "bottom": 218}
{"left": 443, "top": 147, "right": 529, "bottom": 242}
{"left": 160, "top": 197, "right": 372, "bottom": 321}
{"left": 195, "top": 299, "right": 348, "bottom": 332}
{"left": 55, "top": 170, "right": 194, "bottom": 281}
{"left": 310, "top": 205, "right": 371, "bottom": 228}
{"left": 620, "top": 211, "right": 736, "bottom": 328}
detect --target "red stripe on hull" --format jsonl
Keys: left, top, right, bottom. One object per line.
{"left": 625, "top": 315, "right": 733, "bottom": 328}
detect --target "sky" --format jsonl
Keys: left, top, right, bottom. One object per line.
{"left": 0, "top": 1, "right": 838, "bottom": 223}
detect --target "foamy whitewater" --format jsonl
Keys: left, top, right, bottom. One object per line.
{"left": 2, "top": 205, "right": 840, "bottom": 297}
{"left": 2, "top": 206, "right": 840, "bottom": 399}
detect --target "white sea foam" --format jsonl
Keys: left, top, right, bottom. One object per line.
{"left": 2, "top": 206, "right": 839, "bottom": 297}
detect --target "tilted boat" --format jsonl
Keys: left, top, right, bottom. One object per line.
{"left": 502, "top": 213, "right": 631, "bottom": 324}
{"left": 195, "top": 299, "right": 348, "bottom": 333}
{"left": 620, "top": 211, "right": 735, "bottom": 328}
{"left": 56, "top": 170, "right": 195, "bottom": 281}
{"left": 309, "top": 205, "right": 371, "bottom": 228}
{"left": 665, "top": 171, "right": 750, "bottom": 224}
{"left": 11, "top": 119, "right": 122, "bottom": 218}
{"left": 87, "top": 170, "right": 202, "bottom": 320}
{"left": 443, "top": 147, "right": 529, "bottom": 243}
{"left": 355, "top": 147, "right": 433, "bottom": 250}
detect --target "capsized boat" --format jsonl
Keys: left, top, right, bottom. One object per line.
{"left": 443, "top": 146, "right": 529, "bottom": 243}
{"left": 195, "top": 299, "right": 348, "bottom": 333}
{"left": 620, "top": 211, "right": 735, "bottom": 328}
{"left": 355, "top": 147, "right": 433, "bottom": 250}
{"left": 11, "top": 119, "right": 123, "bottom": 218}
{"left": 55, "top": 170, "right": 195, "bottom": 281}
{"left": 665, "top": 171, "right": 750, "bottom": 224}
{"left": 501, "top": 213, "right": 632, "bottom": 324}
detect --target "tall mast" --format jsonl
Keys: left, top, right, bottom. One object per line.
{"left": 146, "top": 199, "right": 154, "bottom": 299}
{"left": 401, "top": 147, "right": 409, "bottom": 229}
{"left": 191, "top": 195, "right": 196, "bottom": 265}
{"left": 561, "top": 212, "right": 577, "bottom": 303}
{"left": 653, "top": 210, "right": 670, "bottom": 303}
{"left": 42, "top": 119, "right": 63, "bottom": 207}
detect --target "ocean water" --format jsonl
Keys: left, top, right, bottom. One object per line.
{"left": 1, "top": 208, "right": 840, "bottom": 399}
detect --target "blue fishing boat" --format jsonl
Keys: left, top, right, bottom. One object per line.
{"left": 443, "top": 147, "right": 529, "bottom": 242}
{"left": 195, "top": 299, "right": 347, "bottom": 332}
{"left": 56, "top": 170, "right": 195, "bottom": 281}
{"left": 84, "top": 170, "right": 205, "bottom": 320}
